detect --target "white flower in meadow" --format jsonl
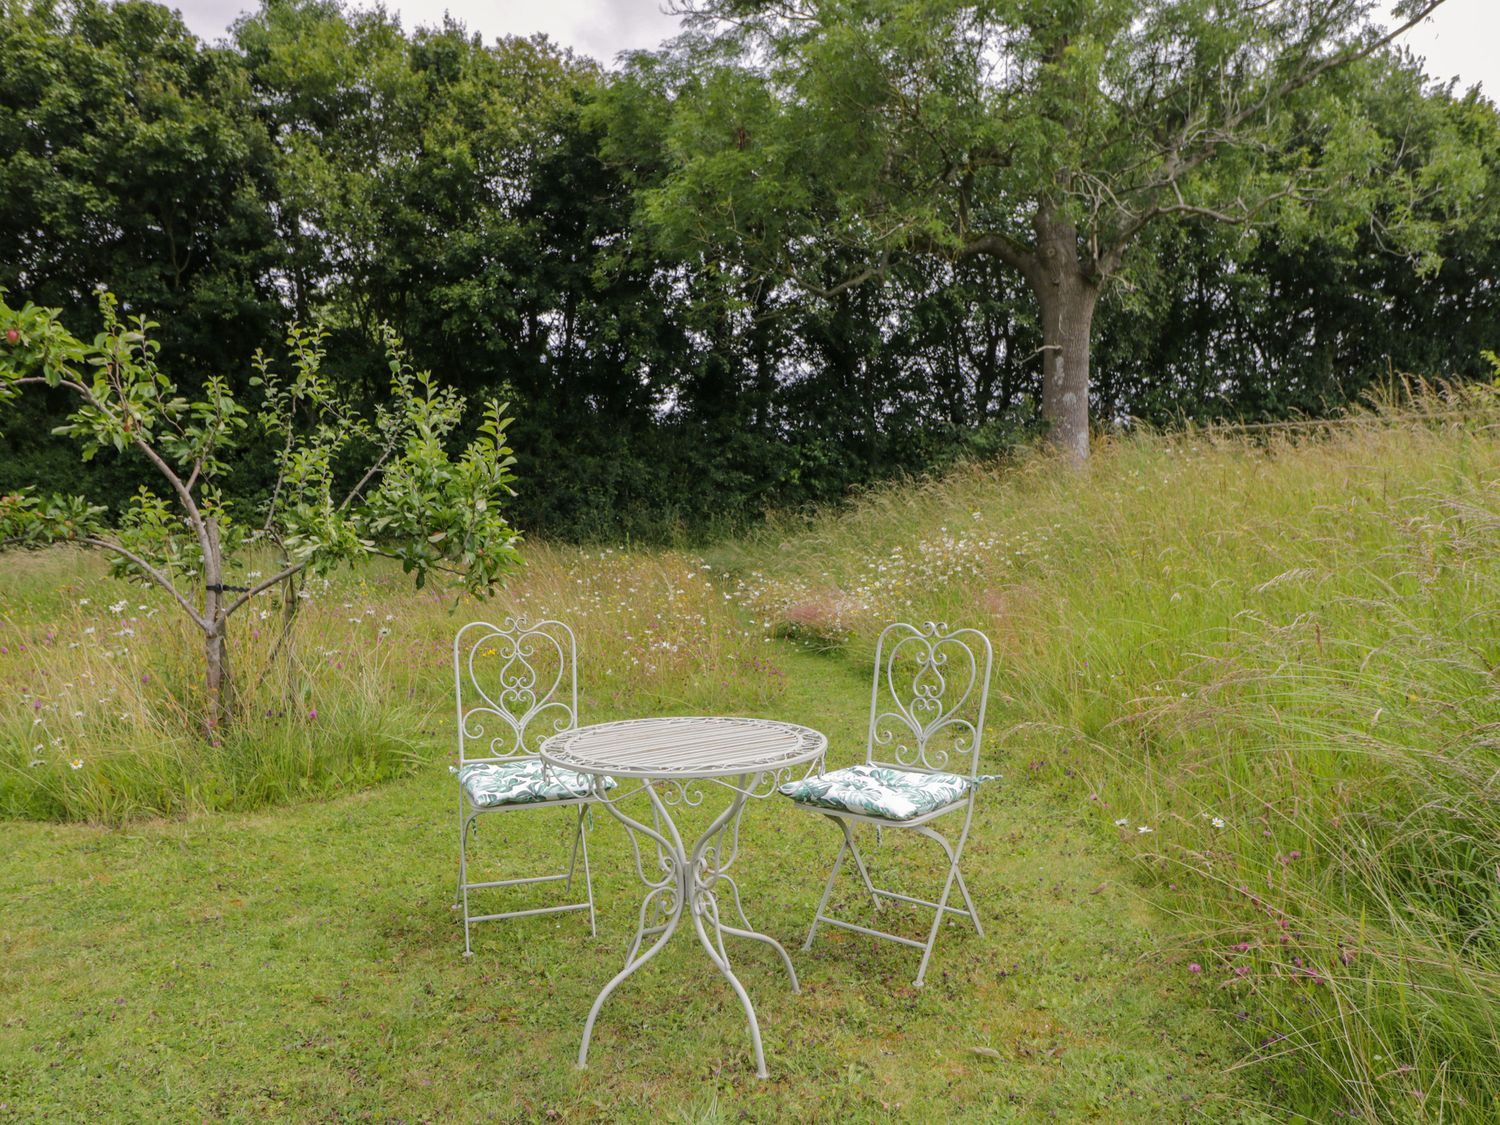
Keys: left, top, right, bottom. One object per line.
{"left": 378, "top": 627, "right": 391, "bottom": 638}
{"left": 83, "top": 626, "right": 95, "bottom": 635}
{"left": 1137, "top": 825, "right": 1153, "bottom": 834}
{"left": 109, "top": 600, "right": 127, "bottom": 614}
{"left": 79, "top": 598, "right": 90, "bottom": 606}
{"left": 1114, "top": 818, "right": 1129, "bottom": 827}
{"left": 69, "top": 758, "right": 84, "bottom": 770}
{"left": 1211, "top": 817, "right": 1226, "bottom": 829}
{"left": 259, "top": 610, "right": 270, "bottom": 620}
{"left": 247, "top": 571, "right": 262, "bottom": 579}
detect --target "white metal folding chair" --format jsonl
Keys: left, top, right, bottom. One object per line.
{"left": 452, "top": 618, "right": 610, "bottom": 956}
{"left": 780, "top": 621, "right": 995, "bottom": 986}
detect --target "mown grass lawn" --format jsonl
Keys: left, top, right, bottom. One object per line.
{"left": 2, "top": 646, "right": 1258, "bottom": 1122}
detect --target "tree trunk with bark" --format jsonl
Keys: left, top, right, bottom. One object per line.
{"left": 201, "top": 517, "right": 233, "bottom": 736}
{"left": 1027, "top": 210, "right": 1099, "bottom": 461}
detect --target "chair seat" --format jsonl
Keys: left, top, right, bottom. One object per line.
{"left": 458, "top": 758, "right": 614, "bottom": 808}
{"left": 780, "top": 764, "right": 975, "bottom": 822}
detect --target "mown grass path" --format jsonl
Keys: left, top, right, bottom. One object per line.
{"left": 2, "top": 647, "right": 1259, "bottom": 1123}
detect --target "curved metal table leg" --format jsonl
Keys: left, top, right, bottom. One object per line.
{"left": 578, "top": 771, "right": 796, "bottom": 1079}
{"left": 576, "top": 782, "right": 681, "bottom": 1071}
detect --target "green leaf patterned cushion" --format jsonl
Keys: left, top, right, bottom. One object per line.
{"left": 779, "top": 764, "right": 977, "bottom": 821}
{"left": 457, "top": 759, "right": 614, "bottom": 808}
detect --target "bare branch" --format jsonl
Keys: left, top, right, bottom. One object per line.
{"left": 80, "top": 537, "right": 211, "bottom": 631}
{"left": 223, "top": 561, "right": 309, "bottom": 618}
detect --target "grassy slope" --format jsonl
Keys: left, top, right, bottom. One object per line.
{"left": 1, "top": 647, "right": 1253, "bottom": 1122}
{"left": 5, "top": 396, "right": 1500, "bottom": 1121}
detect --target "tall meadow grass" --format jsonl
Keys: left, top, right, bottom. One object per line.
{"left": 0, "top": 543, "right": 780, "bottom": 824}
{"left": 719, "top": 388, "right": 1500, "bottom": 1120}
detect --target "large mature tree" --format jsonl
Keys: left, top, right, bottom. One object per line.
{"left": 640, "top": 0, "right": 1467, "bottom": 456}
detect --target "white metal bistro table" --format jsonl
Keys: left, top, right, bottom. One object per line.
{"left": 540, "top": 715, "right": 826, "bottom": 1078}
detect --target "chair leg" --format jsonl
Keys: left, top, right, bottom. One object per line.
{"left": 565, "top": 805, "right": 585, "bottom": 893}
{"left": 580, "top": 806, "right": 597, "bottom": 938}
{"left": 453, "top": 798, "right": 467, "bottom": 910}
{"left": 952, "top": 866, "right": 984, "bottom": 938}
{"left": 456, "top": 802, "right": 599, "bottom": 952}
{"left": 911, "top": 823, "right": 973, "bottom": 987}
{"left": 837, "top": 818, "right": 882, "bottom": 911}
{"left": 803, "top": 834, "right": 850, "bottom": 951}
{"left": 460, "top": 813, "right": 475, "bottom": 958}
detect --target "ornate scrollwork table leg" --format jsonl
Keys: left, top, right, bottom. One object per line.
{"left": 576, "top": 770, "right": 798, "bottom": 1080}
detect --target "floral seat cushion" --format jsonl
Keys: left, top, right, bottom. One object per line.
{"left": 457, "top": 758, "right": 614, "bottom": 808}
{"left": 779, "top": 764, "right": 980, "bottom": 821}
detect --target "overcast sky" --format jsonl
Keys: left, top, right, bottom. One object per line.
{"left": 171, "top": 0, "right": 1498, "bottom": 95}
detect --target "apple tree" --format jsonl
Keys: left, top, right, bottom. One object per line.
{"left": 0, "top": 291, "right": 522, "bottom": 733}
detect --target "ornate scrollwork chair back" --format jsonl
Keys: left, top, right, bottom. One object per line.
{"left": 454, "top": 618, "right": 578, "bottom": 762}
{"left": 866, "top": 622, "right": 992, "bottom": 780}
{"left": 451, "top": 617, "right": 603, "bottom": 955}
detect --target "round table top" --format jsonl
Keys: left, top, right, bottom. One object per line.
{"left": 539, "top": 716, "right": 827, "bottom": 780}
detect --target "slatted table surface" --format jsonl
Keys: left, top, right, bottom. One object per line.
{"left": 541, "top": 715, "right": 826, "bottom": 779}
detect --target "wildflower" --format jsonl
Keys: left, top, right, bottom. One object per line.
{"left": 1211, "top": 817, "right": 1225, "bottom": 829}
{"left": 1113, "top": 817, "right": 1129, "bottom": 827}
{"left": 109, "top": 600, "right": 126, "bottom": 614}
{"left": 69, "top": 758, "right": 84, "bottom": 770}
{"left": 1137, "top": 825, "right": 1153, "bottom": 834}
{"left": 1188, "top": 963, "right": 1202, "bottom": 974}
{"left": 308, "top": 708, "right": 318, "bottom": 720}
{"left": 79, "top": 598, "right": 90, "bottom": 607}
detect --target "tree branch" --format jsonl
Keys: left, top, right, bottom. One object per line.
{"left": 15, "top": 375, "right": 212, "bottom": 560}
{"left": 224, "top": 561, "right": 310, "bottom": 618}
{"left": 80, "top": 537, "right": 211, "bottom": 631}
{"left": 1097, "top": 0, "right": 1451, "bottom": 270}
